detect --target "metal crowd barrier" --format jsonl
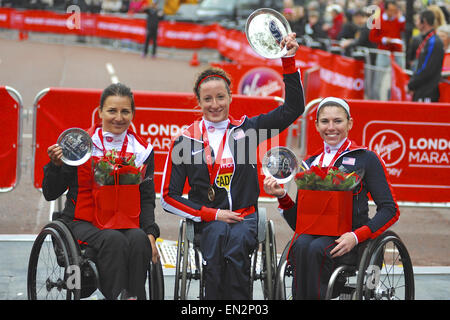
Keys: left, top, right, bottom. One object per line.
{"left": 0, "top": 86, "right": 23, "bottom": 192}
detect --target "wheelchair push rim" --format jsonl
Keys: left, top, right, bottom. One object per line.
{"left": 27, "top": 221, "right": 81, "bottom": 300}
{"left": 355, "top": 231, "right": 415, "bottom": 300}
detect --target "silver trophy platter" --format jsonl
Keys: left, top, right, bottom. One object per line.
{"left": 56, "top": 128, "right": 93, "bottom": 166}
{"left": 262, "top": 147, "right": 299, "bottom": 184}
{"left": 245, "top": 8, "right": 292, "bottom": 59}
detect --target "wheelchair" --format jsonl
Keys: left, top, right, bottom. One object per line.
{"left": 173, "top": 207, "right": 277, "bottom": 300}
{"left": 274, "top": 230, "right": 415, "bottom": 300}
{"left": 27, "top": 213, "right": 165, "bottom": 300}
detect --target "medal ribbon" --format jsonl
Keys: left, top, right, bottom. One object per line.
{"left": 202, "top": 120, "right": 230, "bottom": 187}
{"left": 317, "top": 138, "right": 351, "bottom": 171}
{"left": 415, "top": 30, "right": 435, "bottom": 59}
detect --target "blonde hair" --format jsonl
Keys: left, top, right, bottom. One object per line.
{"left": 427, "top": 5, "right": 446, "bottom": 29}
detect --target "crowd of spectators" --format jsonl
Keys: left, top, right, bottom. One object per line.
{"left": 283, "top": 1, "right": 448, "bottom": 57}
{"left": 2, "top": 0, "right": 449, "bottom": 75}
{"left": 282, "top": 0, "right": 449, "bottom": 101}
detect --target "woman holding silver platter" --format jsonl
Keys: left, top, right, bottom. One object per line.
{"left": 263, "top": 97, "right": 400, "bottom": 300}
{"left": 161, "top": 14, "right": 305, "bottom": 298}
{"left": 43, "top": 83, "right": 160, "bottom": 300}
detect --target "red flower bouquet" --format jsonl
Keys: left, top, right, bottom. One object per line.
{"left": 294, "top": 165, "right": 362, "bottom": 191}
{"left": 93, "top": 149, "right": 143, "bottom": 186}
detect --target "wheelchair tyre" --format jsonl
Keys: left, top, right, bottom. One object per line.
{"left": 27, "top": 220, "right": 81, "bottom": 300}
{"left": 174, "top": 220, "right": 203, "bottom": 300}
{"left": 261, "top": 220, "right": 276, "bottom": 299}
{"left": 274, "top": 241, "right": 294, "bottom": 300}
{"left": 355, "top": 231, "right": 414, "bottom": 300}
{"left": 148, "top": 260, "right": 165, "bottom": 300}
{"left": 174, "top": 220, "right": 185, "bottom": 300}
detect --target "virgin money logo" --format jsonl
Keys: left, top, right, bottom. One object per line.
{"left": 369, "top": 129, "right": 406, "bottom": 167}
{"left": 238, "top": 68, "right": 284, "bottom": 98}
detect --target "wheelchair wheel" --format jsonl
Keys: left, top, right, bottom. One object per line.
{"left": 148, "top": 260, "right": 165, "bottom": 300}
{"left": 174, "top": 220, "right": 203, "bottom": 300}
{"left": 27, "top": 220, "right": 81, "bottom": 300}
{"left": 257, "top": 220, "right": 277, "bottom": 300}
{"left": 355, "top": 231, "right": 415, "bottom": 300}
{"left": 274, "top": 241, "right": 294, "bottom": 300}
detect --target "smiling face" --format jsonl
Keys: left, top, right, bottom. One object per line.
{"left": 198, "top": 79, "right": 232, "bottom": 122}
{"left": 315, "top": 105, "right": 353, "bottom": 146}
{"left": 98, "top": 95, "right": 134, "bottom": 134}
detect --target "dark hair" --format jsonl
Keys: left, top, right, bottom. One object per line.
{"left": 353, "top": 9, "right": 366, "bottom": 17}
{"left": 193, "top": 67, "right": 232, "bottom": 100}
{"left": 420, "top": 10, "right": 435, "bottom": 27}
{"left": 384, "top": 0, "right": 397, "bottom": 9}
{"left": 99, "top": 83, "right": 135, "bottom": 112}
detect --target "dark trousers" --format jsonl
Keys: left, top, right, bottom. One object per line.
{"left": 143, "top": 27, "right": 157, "bottom": 57}
{"left": 199, "top": 214, "right": 258, "bottom": 300}
{"left": 289, "top": 234, "right": 358, "bottom": 300}
{"left": 413, "top": 89, "right": 440, "bottom": 102}
{"left": 68, "top": 220, "right": 151, "bottom": 300}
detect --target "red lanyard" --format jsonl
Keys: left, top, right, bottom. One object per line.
{"left": 202, "top": 121, "right": 229, "bottom": 186}
{"left": 98, "top": 129, "right": 129, "bottom": 158}
{"left": 416, "top": 30, "right": 435, "bottom": 59}
{"left": 317, "top": 139, "right": 350, "bottom": 170}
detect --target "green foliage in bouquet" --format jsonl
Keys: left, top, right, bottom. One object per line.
{"left": 295, "top": 165, "right": 361, "bottom": 191}
{"left": 94, "top": 149, "right": 142, "bottom": 186}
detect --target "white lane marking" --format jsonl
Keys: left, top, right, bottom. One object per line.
{"left": 105, "top": 62, "right": 119, "bottom": 84}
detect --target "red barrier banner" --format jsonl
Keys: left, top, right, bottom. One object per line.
{"left": 443, "top": 53, "right": 450, "bottom": 72}
{"left": 390, "top": 56, "right": 412, "bottom": 102}
{"left": 315, "top": 50, "right": 365, "bottom": 99}
{"left": 94, "top": 14, "right": 145, "bottom": 42}
{"left": 33, "top": 88, "right": 287, "bottom": 198}
{"left": 439, "top": 82, "right": 450, "bottom": 103}
{"left": 302, "top": 100, "right": 450, "bottom": 203}
{"left": 158, "top": 21, "right": 218, "bottom": 49}
{"left": 0, "top": 8, "right": 13, "bottom": 29}
{"left": 303, "top": 66, "right": 321, "bottom": 103}
{"left": 211, "top": 62, "right": 286, "bottom": 98}
{"left": 0, "top": 86, "right": 21, "bottom": 191}
{"left": 295, "top": 45, "right": 321, "bottom": 68}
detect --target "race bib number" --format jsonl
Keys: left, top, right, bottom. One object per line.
{"left": 215, "top": 158, "right": 234, "bottom": 191}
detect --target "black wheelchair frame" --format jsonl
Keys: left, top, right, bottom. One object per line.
{"left": 27, "top": 217, "right": 165, "bottom": 300}
{"left": 173, "top": 207, "right": 277, "bottom": 300}
{"left": 274, "top": 230, "right": 415, "bottom": 300}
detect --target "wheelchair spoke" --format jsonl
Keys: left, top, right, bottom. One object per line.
{"left": 369, "top": 240, "right": 408, "bottom": 300}
{"left": 38, "top": 235, "right": 67, "bottom": 299}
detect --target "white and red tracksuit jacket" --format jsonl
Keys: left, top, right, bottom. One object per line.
{"left": 161, "top": 57, "right": 305, "bottom": 222}
{"left": 42, "top": 124, "right": 160, "bottom": 238}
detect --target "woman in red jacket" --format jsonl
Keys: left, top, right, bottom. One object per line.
{"left": 43, "top": 83, "right": 160, "bottom": 300}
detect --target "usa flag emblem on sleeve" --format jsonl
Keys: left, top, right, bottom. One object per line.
{"left": 342, "top": 157, "right": 356, "bottom": 165}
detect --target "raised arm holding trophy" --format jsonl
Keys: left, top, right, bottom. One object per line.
{"left": 161, "top": 8, "right": 305, "bottom": 300}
